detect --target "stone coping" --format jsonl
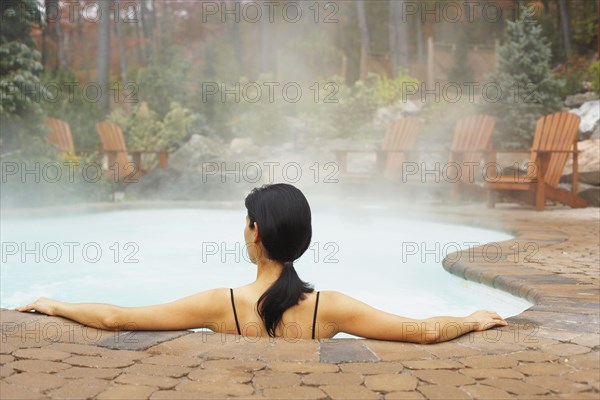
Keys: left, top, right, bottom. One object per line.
{"left": 1, "top": 203, "right": 598, "bottom": 399}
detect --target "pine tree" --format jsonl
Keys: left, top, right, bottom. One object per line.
{"left": 480, "top": 5, "right": 563, "bottom": 149}
{"left": 0, "top": 0, "right": 46, "bottom": 151}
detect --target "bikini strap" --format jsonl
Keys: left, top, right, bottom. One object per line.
{"left": 311, "top": 291, "right": 320, "bottom": 340}
{"left": 230, "top": 288, "right": 241, "bottom": 335}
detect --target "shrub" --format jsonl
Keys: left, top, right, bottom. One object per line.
{"left": 479, "top": 5, "right": 563, "bottom": 149}
{"left": 590, "top": 61, "right": 600, "bottom": 95}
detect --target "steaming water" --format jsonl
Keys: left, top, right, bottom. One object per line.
{"left": 0, "top": 208, "right": 531, "bottom": 336}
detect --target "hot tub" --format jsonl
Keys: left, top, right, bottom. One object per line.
{"left": 0, "top": 206, "right": 531, "bottom": 336}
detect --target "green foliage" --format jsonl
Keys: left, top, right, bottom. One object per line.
{"left": 225, "top": 70, "right": 420, "bottom": 145}
{"left": 136, "top": 48, "right": 193, "bottom": 119}
{"left": 590, "top": 61, "right": 600, "bottom": 95}
{"left": 373, "top": 70, "right": 420, "bottom": 106}
{"left": 225, "top": 74, "right": 292, "bottom": 145}
{"left": 552, "top": 56, "right": 596, "bottom": 97}
{"left": 108, "top": 102, "right": 201, "bottom": 167}
{"left": 0, "top": 0, "right": 46, "bottom": 151}
{"left": 298, "top": 76, "right": 379, "bottom": 140}
{"left": 41, "top": 68, "right": 102, "bottom": 151}
{"left": 480, "top": 5, "right": 563, "bottom": 149}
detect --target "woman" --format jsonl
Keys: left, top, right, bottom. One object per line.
{"left": 16, "top": 183, "right": 507, "bottom": 343}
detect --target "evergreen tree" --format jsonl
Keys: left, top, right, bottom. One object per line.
{"left": 0, "top": 0, "right": 46, "bottom": 151}
{"left": 480, "top": 5, "right": 563, "bottom": 149}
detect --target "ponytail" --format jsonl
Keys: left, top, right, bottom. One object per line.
{"left": 245, "top": 184, "right": 313, "bottom": 337}
{"left": 257, "top": 261, "right": 314, "bottom": 337}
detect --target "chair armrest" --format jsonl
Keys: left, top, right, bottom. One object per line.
{"left": 531, "top": 149, "right": 580, "bottom": 154}
{"left": 488, "top": 149, "right": 531, "bottom": 153}
{"left": 129, "top": 150, "right": 171, "bottom": 154}
{"left": 450, "top": 149, "right": 494, "bottom": 154}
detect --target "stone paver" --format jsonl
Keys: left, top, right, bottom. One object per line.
{"left": 47, "top": 377, "right": 110, "bottom": 399}
{"left": 364, "top": 374, "right": 419, "bottom": 391}
{"left": 96, "top": 384, "right": 158, "bottom": 399}
{"left": 115, "top": 373, "right": 179, "bottom": 389}
{"left": 320, "top": 384, "right": 382, "bottom": 399}
{"left": 188, "top": 367, "right": 252, "bottom": 383}
{"left": 417, "top": 384, "right": 471, "bottom": 399}
{"left": 412, "top": 370, "right": 476, "bottom": 386}
{"left": 0, "top": 205, "right": 598, "bottom": 399}
{"left": 253, "top": 371, "right": 302, "bottom": 388}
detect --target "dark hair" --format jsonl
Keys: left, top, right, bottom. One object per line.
{"left": 244, "top": 183, "right": 314, "bottom": 337}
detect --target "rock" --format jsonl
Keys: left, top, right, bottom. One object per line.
{"left": 373, "top": 100, "right": 422, "bottom": 129}
{"left": 570, "top": 100, "right": 600, "bottom": 136}
{"left": 565, "top": 91, "right": 599, "bottom": 108}
{"left": 169, "top": 134, "right": 225, "bottom": 173}
{"left": 591, "top": 123, "right": 600, "bottom": 140}
{"left": 579, "top": 187, "right": 600, "bottom": 207}
{"left": 562, "top": 139, "right": 600, "bottom": 186}
{"left": 230, "top": 137, "right": 255, "bottom": 154}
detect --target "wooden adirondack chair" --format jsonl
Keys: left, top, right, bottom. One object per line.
{"left": 45, "top": 118, "right": 75, "bottom": 156}
{"left": 448, "top": 114, "right": 497, "bottom": 202}
{"left": 96, "top": 121, "right": 169, "bottom": 183}
{"left": 335, "top": 117, "right": 421, "bottom": 181}
{"left": 485, "top": 112, "right": 587, "bottom": 211}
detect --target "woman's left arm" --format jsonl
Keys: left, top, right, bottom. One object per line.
{"left": 15, "top": 288, "right": 229, "bottom": 331}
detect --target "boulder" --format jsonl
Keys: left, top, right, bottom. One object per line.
{"left": 565, "top": 91, "right": 599, "bottom": 108}
{"left": 373, "top": 100, "right": 422, "bottom": 129}
{"left": 230, "top": 137, "right": 256, "bottom": 154}
{"left": 591, "top": 123, "right": 600, "bottom": 140}
{"left": 570, "top": 100, "right": 600, "bottom": 138}
{"left": 562, "top": 139, "right": 600, "bottom": 186}
{"left": 579, "top": 187, "right": 600, "bottom": 207}
{"left": 169, "top": 134, "right": 225, "bottom": 173}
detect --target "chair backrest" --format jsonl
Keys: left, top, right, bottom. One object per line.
{"left": 450, "top": 114, "right": 496, "bottom": 154}
{"left": 45, "top": 118, "right": 74, "bottom": 154}
{"left": 529, "top": 112, "right": 581, "bottom": 187}
{"left": 381, "top": 117, "right": 421, "bottom": 177}
{"left": 96, "top": 121, "right": 131, "bottom": 181}
{"left": 450, "top": 114, "right": 496, "bottom": 183}
{"left": 381, "top": 117, "right": 421, "bottom": 152}
{"left": 96, "top": 121, "right": 127, "bottom": 153}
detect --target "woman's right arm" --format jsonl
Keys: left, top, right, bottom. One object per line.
{"left": 319, "top": 291, "right": 508, "bottom": 343}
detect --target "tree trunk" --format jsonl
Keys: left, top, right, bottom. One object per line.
{"left": 140, "top": 0, "right": 153, "bottom": 61}
{"left": 133, "top": 1, "right": 145, "bottom": 64}
{"left": 115, "top": 0, "right": 128, "bottom": 83}
{"left": 160, "top": 1, "right": 172, "bottom": 49}
{"left": 416, "top": 16, "right": 424, "bottom": 61}
{"left": 96, "top": 0, "right": 111, "bottom": 116}
{"left": 389, "top": 0, "right": 409, "bottom": 76}
{"left": 557, "top": 0, "right": 572, "bottom": 58}
{"left": 76, "top": 0, "right": 83, "bottom": 38}
{"left": 356, "top": 0, "right": 370, "bottom": 53}
{"left": 42, "top": 0, "right": 60, "bottom": 69}
{"left": 54, "top": 2, "right": 66, "bottom": 68}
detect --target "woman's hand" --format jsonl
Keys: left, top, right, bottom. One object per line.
{"left": 15, "top": 297, "right": 63, "bottom": 316}
{"left": 469, "top": 310, "right": 508, "bottom": 331}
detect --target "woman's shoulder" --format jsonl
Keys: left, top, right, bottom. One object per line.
{"left": 313, "top": 290, "right": 356, "bottom": 315}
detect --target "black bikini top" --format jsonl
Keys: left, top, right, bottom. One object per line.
{"left": 229, "top": 288, "right": 320, "bottom": 339}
